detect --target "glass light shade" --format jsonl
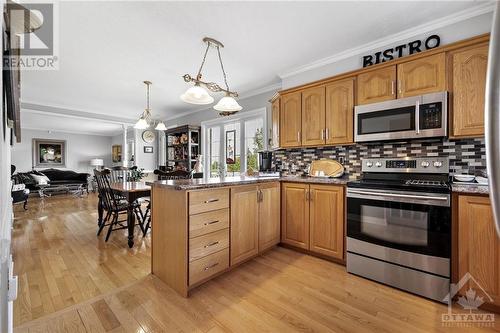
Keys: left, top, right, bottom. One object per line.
{"left": 155, "top": 121, "right": 167, "bottom": 131}
{"left": 134, "top": 117, "right": 149, "bottom": 129}
{"left": 213, "top": 95, "right": 242, "bottom": 112}
{"left": 180, "top": 85, "right": 214, "bottom": 105}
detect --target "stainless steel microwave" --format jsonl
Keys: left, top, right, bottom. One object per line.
{"left": 354, "top": 91, "right": 448, "bottom": 142}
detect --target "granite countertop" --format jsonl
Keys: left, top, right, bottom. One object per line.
{"left": 148, "top": 175, "right": 350, "bottom": 190}
{"left": 451, "top": 183, "right": 490, "bottom": 195}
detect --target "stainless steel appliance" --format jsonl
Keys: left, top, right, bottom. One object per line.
{"left": 485, "top": 1, "right": 500, "bottom": 237}
{"left": 354, "top": 91, "right": 448, "bottom": 142}
{"left": 346, "top": 157, "right": 451, "bottom": 302}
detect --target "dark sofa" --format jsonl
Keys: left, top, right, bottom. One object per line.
{"left": 11, "top": 168, "right": 90, "bottom": 196}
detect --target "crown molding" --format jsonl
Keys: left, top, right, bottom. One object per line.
{"left": 279, "top": 1, "right": 495, "bottom": 79}
{"left": 164, "top": 82, "right": 281, "bottom": 121}
{"left": 20, "top": 126, "right": 122, "bottom": 137}
{"left": 21, "top": 101, "right": 137, "bottom": 125}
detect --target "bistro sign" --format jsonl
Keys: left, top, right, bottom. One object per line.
{"left": 362, "top": 35, "right": 441, "bottom": 67}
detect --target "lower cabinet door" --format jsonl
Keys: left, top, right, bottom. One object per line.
{"left": 458, "top": 195, "right": 500, "bottom": 306}
{"left": 258, "top": 182, "right": 281, "bottom": 252}
{"left": 309, "top": 185, "right": 344, "bottom": 260}
{"left": 230, "top": 185, "right": 259, "bottom": 265}
{"left": 281, "top": 183, "right": 309, "bottom": 249}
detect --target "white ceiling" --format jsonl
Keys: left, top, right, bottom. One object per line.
{"left": 20, "top": 0, "right": 490, "bottom": 134}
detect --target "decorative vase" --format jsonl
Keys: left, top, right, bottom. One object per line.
{"left": 194, "top": 155, "right": 203, "bottom": 173}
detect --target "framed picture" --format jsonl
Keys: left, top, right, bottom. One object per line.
{"left": 226, "top": 130, "right": 235, "bottom": 164}
{"left": 112, "top": 145, "right": 122, "bottom": 162}
{"left": 33, "top": 139, "right": 66, "bottom": 167}
{"left": 144, "top": 146, "right": 153, "bottom": 153}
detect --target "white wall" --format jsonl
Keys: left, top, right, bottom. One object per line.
{"left": 11, "top": 129, "right": 112, "bottom": 173}
{"left": 282, "top": 12, "right": 493, "bottom": 89}
{"left": 133, "top": 129, "right": 157, "bottom": 172}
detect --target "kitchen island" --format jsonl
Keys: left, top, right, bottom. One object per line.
{"left": 149, "top": 175, "right": 348, "bottom": 296}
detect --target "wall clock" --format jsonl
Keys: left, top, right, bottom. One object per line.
{"left": 142, "top": 130, "right": 155, "bottom": 143}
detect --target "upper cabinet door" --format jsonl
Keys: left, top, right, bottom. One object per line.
{"left": 301, "top": 86, "right": 326, "bottom": 146}
{"left": 270, "top": 98, "right": 280, "bottom": 149}
{"left": 356, "top": 66, "right": 396, "bottom": 105}
{"left": 397, "top": 53, "right": 446, "bottom": 98}
{"left": 280, "top": 92, "right": 302, "bottom": 147}
{"left": 325, "top": 78, "right": 354, "bottom": 145}
{"left": 281, "top": 182, "right": 309, "bottom": 249}
{"left": 309, "top": 185, "right": 344, "bottom": 260}
{"left": 451, "top": 43, "right": 488, "bottom": 138}
{"left": 230, "top": 185, "right": 259, "bottom": 266}
{"left": 258, "top": 182, "right": 281, "bottom": 253}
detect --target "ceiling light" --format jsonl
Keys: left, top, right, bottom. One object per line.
{"left": 155, "top": 121, "right": 167, "bottom": 131}
{"left": 180, "top": 84, "right": 214, "bottom": 105}
{"left": 181, "top": 37, "right": 240, "bottom": 115}
{"left": 214, "top": 94, "right": 242, "bottom": 116}
{"left": 134, "top": 81, "right": 152, "bottom": 129}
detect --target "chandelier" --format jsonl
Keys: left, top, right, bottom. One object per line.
{"left": 134, "top": 81, "right": 167, "bottom": 130}
{"left": 181, "top": 37, "right": 242, "bottom": 116}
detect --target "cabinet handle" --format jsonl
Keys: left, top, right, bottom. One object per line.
{"left": 203, "top": 262, "right": 219, "bottom": 271}
{"left": 297, "top": 131, "right": 301, "bottom": 143}
{"left": 398, "top": 80, "right": 403, "bottom": 94}
{"left": 204, "top": 198, "right": 219, "bottom": 203}
{"left": 259, "top": 189, "right": 263, "bottom": 202}
{"left": 326, "top": 128, "right": 329, "bottom": 140}
{"left": 305, "top": 190, "right": 309, "bottom": 201}
{"left": 391, "top": 81, "right": 395, "bottom": 95}
{"left": 204, "top": 241, "right": 219, "bottom": 248}
{"left": 310, "top": 189, "right": 314, "bottom": 201}
{"left": 321, "top": 129, "right": 325, "bottom": 140}
{"left": 204, "top": 220, "right": 219, "bottom": 226}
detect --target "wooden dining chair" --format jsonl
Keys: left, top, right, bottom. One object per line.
{"left": 94, "top": 169, "right": 144, "bottom": 242}
{"left": 140, "top": 169, "right": 194, "bottom": 236}
{"left": 110, "top": 166, "right": 137, "bottom": 183}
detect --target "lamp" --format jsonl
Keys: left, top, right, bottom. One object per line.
{"left": 155, "top": 121, "right": 167, "bottom": 131}
{"left": 90, "top": 158, "right": 104, "bottom": 170}
{"left": 181, "top": 37, "right": 241, "bottom": 115}
{"left": 134, "top": 81, "right": 153, "bottom": 129}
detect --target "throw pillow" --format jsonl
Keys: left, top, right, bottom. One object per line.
{"left": 30, "top": 174, "right": 49, "bottom": 185}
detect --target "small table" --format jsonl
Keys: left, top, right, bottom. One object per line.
{"left": 100, "top": 182, "right": 151, "bottom": 248}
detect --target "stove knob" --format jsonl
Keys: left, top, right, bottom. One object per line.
{"left": 375, "top": 162, "right": 382, "bottom": 168}
{"left": 366, "top": 161, "right": 373, "bottom": 167}
{"left": 433, "top": 161, "right": 443, "bottom": 168}
{"left": 421, "top": 161, "right": 430, "bottom": 168}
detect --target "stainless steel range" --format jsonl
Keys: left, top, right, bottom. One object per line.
{"left": 346, "top": 157, "right": 451, "bottom": 302}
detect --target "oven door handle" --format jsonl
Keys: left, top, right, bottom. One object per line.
{"left": 347, "top": 189, "right": 448, "bottom": 202}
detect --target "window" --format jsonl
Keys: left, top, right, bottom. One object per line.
{"left": 202, "top": 108, "right": 267, "bottom": 178}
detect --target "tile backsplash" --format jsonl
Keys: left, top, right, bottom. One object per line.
{"left": 274, "top": 137, "right": 485, "bottom": 179}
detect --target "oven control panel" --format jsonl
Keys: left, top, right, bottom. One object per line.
{"left": 362, "top": 157, "right": 449, "bottom": 173}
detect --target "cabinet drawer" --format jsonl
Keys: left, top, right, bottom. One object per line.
{"left": 189, "top": 208, "right": 229, "bottom": 238}
{"left": 189, "top": 248, "right": 229, "bottom": 286}
{"left": 189, "top": 189, "right": 229, "bottom": 215}
{"left": 189, "top": 229, "right": 229, "bottom": 262}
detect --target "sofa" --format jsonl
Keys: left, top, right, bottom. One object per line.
{"left": 11, "top": 167, "right": 90, "bottom": 197}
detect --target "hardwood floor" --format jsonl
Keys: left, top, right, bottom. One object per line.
{"left": 13, "top": 193, "right": 500, "bottom": 332}
{"left": 12, "top": 193, "right": 151, "bottom": 327}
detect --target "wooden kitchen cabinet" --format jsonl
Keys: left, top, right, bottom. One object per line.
{"left": 356, "top": 66, "right": 396, "bottom": 105}
{"left": 258, "top": 182, "right": 281, "bottom": 252}
{"left": 457, "top": 195, "right": 500, "bottom": 306}
{"left": 325, "top": 78, "right": 354, "bottom": 145}
{"left": 450, "top": 43, "right": 489, "bottom": 138}
{"left": 280, "top": 92, "right": 302, "bottom": 147}
{"left": 309, "top": 185, "right": 344, "bottom": 260}
{"left": 281, "top": 183, "right": 310, "bottom": 249}
{"left": 301, "top": 86, "right": 326, "bottom": 146}
{"left": 270, "top": 97, "right": 280, "bottom": 149}
{"left": 397, "top": 53, "right": 446, "bottom": 98}
{"left": 230, "top": 185, "right": 259, "bottom": 265}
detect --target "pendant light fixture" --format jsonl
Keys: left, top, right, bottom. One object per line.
{"left": 134, "top": 81, "right": 152, "bottom": 129}
{"left": 181, "top": 37, "right": 242, "bottom": 116}
{"left": 154, "top": 121, "right": 167, "bottom": 131}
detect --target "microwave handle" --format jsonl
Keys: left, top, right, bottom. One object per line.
{"left": 415, "top": 100, "right": 420, "bottom": 134}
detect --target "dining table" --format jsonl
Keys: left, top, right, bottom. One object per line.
{"left": 98, "top": 181, "right": 151, "bottom": 248}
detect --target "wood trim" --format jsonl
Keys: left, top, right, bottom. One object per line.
{"left": 279, "top": 33, "right": 490, "bottom": 96}
{"left": 279, "top": 243, "right": 346, "bottom": 266}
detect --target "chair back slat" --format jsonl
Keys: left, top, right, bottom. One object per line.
{"left": 94, "top": 169, "right": 120, "bottom": 210}
{"left": 154, "top": 169, "right": 193, "bottom": 180}
{"left": 110, "top": 166, "right": 137, "bottom": 182}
